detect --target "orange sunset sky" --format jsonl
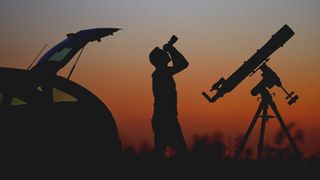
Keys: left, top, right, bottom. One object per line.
{"left": 1, "top": 0, "right": 319, "bottom": 155}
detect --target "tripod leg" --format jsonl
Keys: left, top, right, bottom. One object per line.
{"left": 235, "top": 102, "right": 264, "bottom": 158}
{"left": 269, "top": 101, "right": 301, "bottom": 157}
{"left": 257, "top": 105, "right": 268, "bottom": 159}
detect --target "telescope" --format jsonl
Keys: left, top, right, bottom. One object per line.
{"left": 202, "top": 24, "right": 298, "bottom": 105}
{"left": 202, "top": 25, "right": 305, "bottom": 162}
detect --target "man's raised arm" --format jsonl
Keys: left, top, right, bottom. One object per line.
{"left": 164, "top": 45, "right": 189, "bottom": 75}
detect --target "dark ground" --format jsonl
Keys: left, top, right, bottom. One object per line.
{"left": 3, "top": 158, "right": 319, "bottom": 180}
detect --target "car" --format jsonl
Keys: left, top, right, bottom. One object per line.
{"left": 0, "top": 28, "right": 122, "bottom": 165}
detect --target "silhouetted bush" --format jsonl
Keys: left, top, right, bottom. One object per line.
{"left": 120, "top": 123, "right": 318, "bottom": 160}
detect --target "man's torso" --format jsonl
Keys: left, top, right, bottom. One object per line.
{"left": 152, "top": 69, "right": 177, "bottom": 117}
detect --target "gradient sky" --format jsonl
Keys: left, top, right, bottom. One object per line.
{"left": 1, "top": 0, "right": 319, "bottom": 155}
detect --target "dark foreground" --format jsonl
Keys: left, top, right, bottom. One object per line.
{"left": 3, "top": 159, "right": 319, "bottom": 179}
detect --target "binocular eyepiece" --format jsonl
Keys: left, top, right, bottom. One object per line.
{"left": 168, "top": 35, "right": 178, "bottom": 46}
{"left": 162, "top": 35, "right": 178, "bottom": 52}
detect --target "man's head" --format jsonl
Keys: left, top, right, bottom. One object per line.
{"left": 149, "top": 47, "right": 171, "bottom": 68}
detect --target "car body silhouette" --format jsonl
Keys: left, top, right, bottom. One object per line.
{"left": 0, "top": 28, "right": 122, "bottom": 164}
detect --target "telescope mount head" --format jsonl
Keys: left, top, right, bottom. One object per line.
{"left": 251, "top": 63, "right": 299, "bottom": 105}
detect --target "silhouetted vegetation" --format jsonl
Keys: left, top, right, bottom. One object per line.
{"left": 121, "top": 123, "right": 320, "bottom": 160}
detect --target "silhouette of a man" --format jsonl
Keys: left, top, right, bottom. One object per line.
{"left": 149, "top": 42, "right": 189, "bottom": 158}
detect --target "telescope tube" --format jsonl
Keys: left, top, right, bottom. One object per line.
{"left": 206, "top": 24, "right": 295, "bottom": 102}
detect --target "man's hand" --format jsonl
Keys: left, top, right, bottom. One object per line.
{"left": 163, "top": 43, "right": 174, "bottom": 52}
{"left": 163, "top": 35, "right": 178, "bottom": 52}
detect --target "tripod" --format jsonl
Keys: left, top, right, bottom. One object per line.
{"left": 235, "top": 89, "right": 302, "bottom": 159}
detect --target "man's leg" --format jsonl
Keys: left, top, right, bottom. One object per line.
{"left": 154, "top": 134, "right": 166, "bottom": 158}
{"left": 174, "top": 121, "right": 187, "bottom": 157}
{"left": 152, "top": 118, "right": 166, "bottom": 158}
